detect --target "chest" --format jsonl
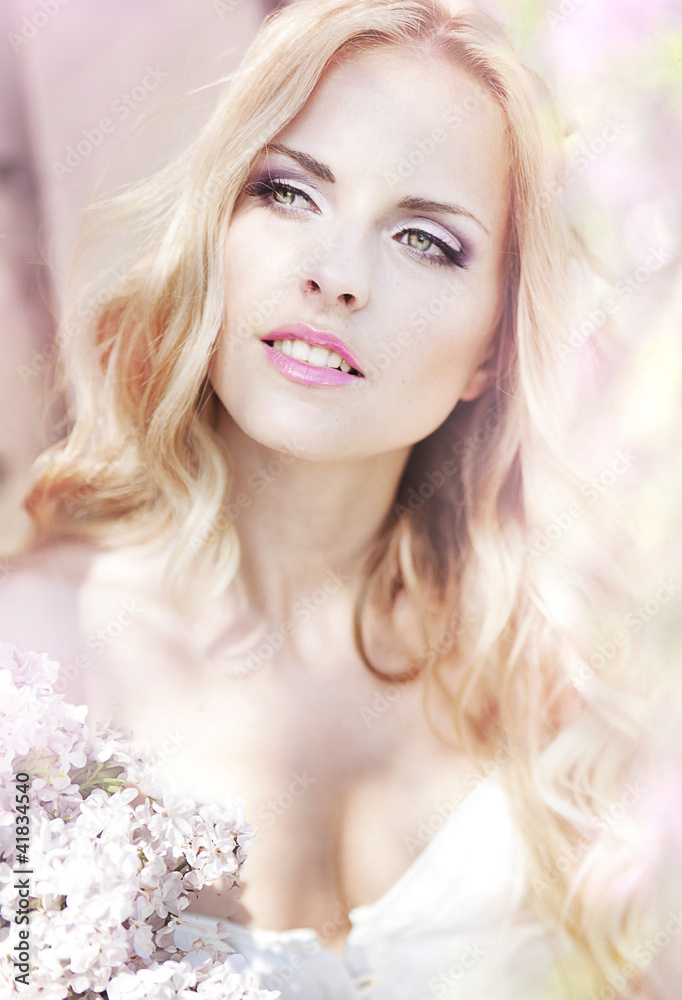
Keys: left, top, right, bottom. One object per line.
{"left": 93, "top": 646, "right": 465, "bottom": 878}
{"left": 89, "top": 629, "right": 465, "bottom": 825}
{"left": 75, "top": 579, "right": 473, "bottom": 943}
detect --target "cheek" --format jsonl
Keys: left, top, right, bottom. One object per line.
{"left": 227, "top": 207, "right": 306, "bottom": 264}
{"left": 375, "top": 289, "right": 494, "bottom": 387}
{"left": 223, "top": 217, "right": 287, "bottom": 313}
{"left": 398, "top": 341, "right": 470, "bottom": 409}
{"left": 224, "top": 226, "right": 264, "bottom": 311}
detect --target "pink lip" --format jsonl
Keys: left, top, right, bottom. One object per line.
{"left": 262, "top": 343, "right": 356, "bottom": 386}
{"left": 262, "top": 324, "right": 363, "bottom": 376}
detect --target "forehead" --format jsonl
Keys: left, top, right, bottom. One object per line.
{"left": 273, "top": 44, "right": 509, "bottom": 244}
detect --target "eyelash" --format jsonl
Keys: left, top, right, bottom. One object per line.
{"left": 394, "top": 226, "right": 468, "bottom": 270}
{"left": 244, "top": 177, "right": 316, "bottom": 214}
{"left": 243, "top": 175, "right": 469, "bottom": 270}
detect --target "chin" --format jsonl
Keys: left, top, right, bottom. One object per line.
{"left": 226, "top": 395, "right": 357, "bottom": 463}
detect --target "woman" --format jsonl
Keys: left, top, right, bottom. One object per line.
{"left": 0, "top": 0, "right": 671, "bottom": 996}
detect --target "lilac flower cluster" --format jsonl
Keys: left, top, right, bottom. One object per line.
{"left": 0, "top": 644, "right": 279, "bottom": 999}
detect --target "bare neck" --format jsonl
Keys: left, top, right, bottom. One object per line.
{"left": 216, "top": 412, "right": 410, "bottom": 629}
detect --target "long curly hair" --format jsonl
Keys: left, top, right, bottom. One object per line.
{"left": 23, "top": 0, "right": 667, "bottom": 994}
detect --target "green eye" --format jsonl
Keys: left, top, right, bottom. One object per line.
{"left": 273, "top": 185, "right": 296, "bottom": 205}
{"left": 407, "top": 231, "right": 433, "bottom": 252}
{"left": 245, "top": 176, "right": 320, "bottom": 215}
{"left": 395, "top": 226, "right": 468, "bottom": 269}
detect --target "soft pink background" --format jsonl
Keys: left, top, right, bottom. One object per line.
{"left": 0, "top": 0, "right": 281, "bottom": 550}
{"left": 0, "top": 0, "right": 680, "bottom": 580}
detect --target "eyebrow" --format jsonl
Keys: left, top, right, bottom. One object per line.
{"left": 266, "top": 143, "right": 336, "bottom": 184}
{"left": 396, "top": 196, "right": 489, "bottom": 236}
{"left": 264, "top": 143, "right": 489, "bottom": 235}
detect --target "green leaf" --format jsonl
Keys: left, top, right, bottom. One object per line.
{"left": 70, "top": 761, "right": 126, "bottom": 798}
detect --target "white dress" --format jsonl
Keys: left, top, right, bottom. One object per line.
{"left": 181, "top": 778, "right": 563, "bottom": 998}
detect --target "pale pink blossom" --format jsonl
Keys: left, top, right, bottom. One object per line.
{"left": 0, "top": 645, "right": 273, "bottom": 999}
{"left": 195, "top": 964, "right": 282, "bottom": 999}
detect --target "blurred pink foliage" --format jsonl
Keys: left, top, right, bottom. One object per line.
{"left": 544, "top": 0, "right": 681, "bottom": 77}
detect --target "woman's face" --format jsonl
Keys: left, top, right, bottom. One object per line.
{"left": 212, "top": 44, "right": 509, "bottom": 461}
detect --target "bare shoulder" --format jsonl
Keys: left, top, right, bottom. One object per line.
{"left": 0, "top": 538, "right": 194, "bottom": 704}
{"left": 0, "top": 540, "right": 94, "bottom": 664}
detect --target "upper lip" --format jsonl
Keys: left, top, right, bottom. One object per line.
{"left": 262, "top": 324, "right": 363, "bottom": 375}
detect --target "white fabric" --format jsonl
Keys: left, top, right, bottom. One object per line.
{"left": 182, "top": 779, "right": 561, "bottom": 998}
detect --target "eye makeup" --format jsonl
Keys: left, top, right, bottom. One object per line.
{"left": 393, "top": 225, "right": 470, "bottom": 269}
{"left": 243, "top": 173, "right": 320, "bottom": 215}
{"left": 240, "top": 164, "right": 473, "bottom": 270}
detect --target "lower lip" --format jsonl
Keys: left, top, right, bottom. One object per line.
{"left": 262, "top": 343, "right": 358, "bottom": 387}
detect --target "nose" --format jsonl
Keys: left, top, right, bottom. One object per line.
{"left": 297, "top": 227, "right": 371, "bottom": 312}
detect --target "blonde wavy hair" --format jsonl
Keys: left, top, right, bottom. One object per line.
{"left": 24, "top": 0, "right": 669, "bottom": 995}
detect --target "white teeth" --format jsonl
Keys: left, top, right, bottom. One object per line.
{"left": 275, "top": 338, "right": 354, "bottom": 373}
{"left": 291, "top": 340, "right": 310, "bottom": 362}
{"left": 309, "top": 345, "right": 330, "bottom": 367}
